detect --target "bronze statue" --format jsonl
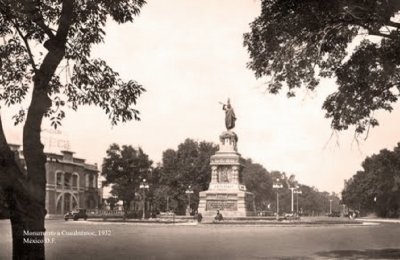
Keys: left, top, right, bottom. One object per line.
{"left": 220, "top": 98, "right": 236, "bottom": 130}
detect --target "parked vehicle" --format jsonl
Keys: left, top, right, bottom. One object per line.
{"left": 342, "top": 206, "right": 360, "bottom": 219}
{"left": 347, "top": 210, "right": 360, "bottom": 219}
{"left": 284, "top": 212, "right": 295, "bottom": 217}
{"left": 258, "top": 210, "right": 274, "bottom": 217}
{"left": 64, "top": 208, "right": 88, "bottom": 221}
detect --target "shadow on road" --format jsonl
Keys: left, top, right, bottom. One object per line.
{"left": 316, "top": 248, "right": 400, "bottom": 259}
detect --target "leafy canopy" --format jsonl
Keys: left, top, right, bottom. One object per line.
{"left": 0, "top": 0, "right": 146, "bottom": 126}
{"left": 342, "top": 143, "right": 400, "bottom": 217}
{"left": 156, "top": 139, "right": 218, "bottom": 214}
{"left": 244, "top": 0, "right": 400, "bottom": 135}
{"left": 242, "top": 159, "right": 273, "bottom": 210}
{"left": 101, "top": 144, "right": 152, "bottom": 210}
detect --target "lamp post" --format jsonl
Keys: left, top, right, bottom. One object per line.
{"left": 289, "top": 186, "right": 298, "bottom": 213}
{"left": 139, "top": 179, "right": 149, "bottom": 219}
{"left": 273, "top": 178, "right": 283, "bottom": 220}
{"left": 185, "top": 185, "right": 194, "bottom": 216}
{"left": 166, "top": 196, "right": 170, "bottom": 212}
{"left": 294, "top": 189, "right": 302, "bottom": 215}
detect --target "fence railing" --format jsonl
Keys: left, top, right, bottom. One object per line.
{"left": 87, "top": 209, "right": 125, "bottom": 218}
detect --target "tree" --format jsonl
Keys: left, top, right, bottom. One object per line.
{"left": 155, "top": 139, "right": 218, "bottom": 214}
{"left": 242, "top": 159, "right": 273, "bottom": 211}
{"left": 342, "top": 143, "right": 400, "bottom": 217}
{"left": 289, "top": 185, "right": 337, "bottom": 216}
{"left": 0, "top": 1, "right": 146, "bottom": 258}
{"left": 244, "top": 0, "right": 400, "bottom": 135}
{"left": 268, "top": 171, "right": 339, "bottom": 215}
{"left": 102, "top": 144, "right": 152, "bottom": 213}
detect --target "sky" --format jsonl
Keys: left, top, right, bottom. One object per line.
{"left": 3, "top": 0, "right": 400, "bottom": 194}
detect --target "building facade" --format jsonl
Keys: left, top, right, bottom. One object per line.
{"left": 10, "top": 145, "right": 100, "bottom": 216}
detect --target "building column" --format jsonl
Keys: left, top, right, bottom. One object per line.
{"left": 211, "top": 166, "right": 218, "bottom": 183}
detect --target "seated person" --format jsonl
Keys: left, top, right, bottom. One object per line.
{"left": 215, "top": 210, "right": 223, "bottom": 221}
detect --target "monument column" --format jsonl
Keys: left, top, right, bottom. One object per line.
{"left": 198, "top": 99, "right": 255, "bottom": 217}
{"left": 211, "top": 166, "right": 218, "bottom": 183}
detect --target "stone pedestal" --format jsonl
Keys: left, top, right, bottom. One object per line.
{"left": 198, "top": 131, "right": 255, "bottom": 217}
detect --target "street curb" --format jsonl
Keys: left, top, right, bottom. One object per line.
{"left": 356, "top": 218, "right": 400, "bottom": 224}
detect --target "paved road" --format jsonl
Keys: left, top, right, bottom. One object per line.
{"left": 1, "top": 219, "right": 399, "bottom": 259}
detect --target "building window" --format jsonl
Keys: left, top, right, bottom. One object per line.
{"left": 86, "top": 195, "right": 96, "bottom": 209}
{"left": 57, "top": 193, "right": 78, "bottom": 214}
{"left": 64, "top": 172, "right": 72, "bottom": 190}
{"left": 64, "top": 193, "right": 71, "bottom": 212}
{"left": 72, "top": 174, "right": 78, "bottom": 189}
{"left": 88, "top": 174, "right": 94, "bottom": 188}
{"left": 56, "top": 172, "right": 63, "bottom": 189}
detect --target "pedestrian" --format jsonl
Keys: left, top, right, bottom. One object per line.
{"left": 215, "top": 210, "right": 223, "bottom": 221}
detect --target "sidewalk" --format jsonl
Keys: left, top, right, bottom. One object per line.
{"left": 45, "top": 214, "right": 65, "bottom": 220}
{"left": 357, "top": 217, "right": 400, "bottom": 224}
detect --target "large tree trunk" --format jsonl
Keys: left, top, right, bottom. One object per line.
{"left": 18, "top": 0, "right": 73, "bottom": 255}
{"left": 19, "top": 86, "right": 52, "bottom": 260}
{"left": 0, "top": 30, "right": 70, "bottom": 260}
{"left": 0, "top": 91, "right": 50, "bottom": 259}
{"left": 0, "top": 114, "right": 45, "bottom": 259}
{"left": 16, "top": 51, "right": 66, "bottom": 260}
{"left": 0, "top": 1, "right": 74, "bottom": 258}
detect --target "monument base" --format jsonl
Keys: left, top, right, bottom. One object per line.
{"left": 198, "top": 190, "right": 255, "bottom": 217}
{"left": 197, "top": 128, "right": 256, "bottom": 218}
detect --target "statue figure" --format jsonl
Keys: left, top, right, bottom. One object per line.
{"left": 220, "top": 98, "right": 236, "bottom": 130}
{"left": 219, "top": 167, "right": 230, "bottom": 183}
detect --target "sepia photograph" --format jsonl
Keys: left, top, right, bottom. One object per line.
{"left": 1, "top": 0, "right": 400, "bottom": 259}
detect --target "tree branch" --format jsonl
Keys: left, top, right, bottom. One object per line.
{"left": 343, "top": 7, "right": 364, "bottom": 21}
{"left": 56, "top": 0, "right": 74, "bottom": 45}
{"left": 17, "top": 0, "right": 56, "bottom": 40}
{"left": 0, "top": 0, "right": 55, "bottom": 40}
{"left": 43, "top": 0, "right": 74, "bottom": 51}
{"left": 316, "top": 24, "right": 343, "bottom": 61}
{"left": 23, "top": 0, "right": 75, "bottom": 187}
{"left": 387, "top": 20, "right": 400, "bottom": 29}
{"left": 12, "top": 21, "right": 38, "bottom": 72}
{"left": 368, "top": 29, "right": 395, "bottom": 39}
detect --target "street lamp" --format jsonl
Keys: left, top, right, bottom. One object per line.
{"left": 289, "top": 186, "right": 298, "bottom": 213}
{"left": 272, "top": 178, "right": 283, "bottom": 220}
{"left": 139, "top": 179, "right": 149, "bottom": 219}
{"left": 185, "top": 185, "right": 194, "bottom": 216}
{"left": 294, "top": 189, "right": 302, "bottom": 215}
{"left": 166, "top": 196, "right": 170, "bottom": 212}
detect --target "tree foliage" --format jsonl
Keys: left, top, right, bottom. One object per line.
{"left": 0, "top": 0, "right": 146, "bottom": 125}
{"left": 269, "top": 171, "right": 339, "bottom": 215}
{"left": 342, "top": 143, "right": 400, "bottom": 218}
{"left": 0, "top": 1, "right": 146, "bottom": 258}
{"left": 244, "top": 0, "right": 400, "bottom": 135}
{"left": 242, "top": 159, "right": 273, "bottom": 210}
{"left": 155, "top": 139, "right": 218, "bottom": 214}
{"left": 152, "top": 138, "right": 339, "bottom": 216}
{"left": 102, "top": 144, "right": 152, "bottom": 211}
